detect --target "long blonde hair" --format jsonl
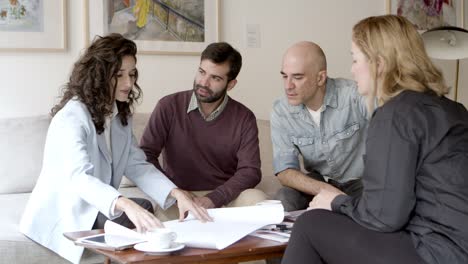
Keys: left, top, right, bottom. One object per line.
{"left": 352, "top": 15, "right": 448, "bottom": 109}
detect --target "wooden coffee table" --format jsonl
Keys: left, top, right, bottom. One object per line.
{"left": 64, "top": 229, "right": 287, "bottom": 264}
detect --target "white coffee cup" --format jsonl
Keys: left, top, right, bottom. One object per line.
{"left": 145, "top": 228, "right": 177, "bottom": 249}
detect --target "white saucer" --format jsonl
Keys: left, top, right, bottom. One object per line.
{"left": 134, "top": 242, "right": 185, "bottom": 255}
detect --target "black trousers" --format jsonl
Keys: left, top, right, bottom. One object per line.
{"left": 92, "top": 197, "right": 154, "bottom": 229}
{"left": 282, "top": 210, "right": 426, "bottom": 264}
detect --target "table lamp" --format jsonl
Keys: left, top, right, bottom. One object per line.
{"left": 421, "top": 26, "right": 468, "bottom": 101}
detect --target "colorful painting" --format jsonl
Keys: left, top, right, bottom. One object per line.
{"left": 0, "top": 0, "right": 43, "bottom": 32}
{"left": 388, "top": 0, "right": 462, "bottom": 30}
{"left": 107, "top": 0, "right": 205, "bottom": 42}
{"left": 86, "top": 0, "right": 218, "bottom": 54}
{"left": 0, "top": 0, "right": 65, "bottom": 51}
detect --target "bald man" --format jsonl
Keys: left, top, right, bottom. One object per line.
{"left": 271, "top": 41, "right": 369, "bottom": 212}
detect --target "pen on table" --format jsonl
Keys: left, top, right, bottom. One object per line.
{"left": 261, "top": 224, "right": 291, "bottom": 232}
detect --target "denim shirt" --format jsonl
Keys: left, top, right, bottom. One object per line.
{"left": 271, "top": 77, "right": 368, "bottom": 183}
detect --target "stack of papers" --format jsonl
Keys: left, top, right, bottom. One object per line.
{"left": 164, "top": 203, "right": 284, "bottom": 249}
{"left": 76, "top": 203, "right": 284, "bottom": 251}
{"left": 250, "top": 222, "right": 293, "bottom": 243}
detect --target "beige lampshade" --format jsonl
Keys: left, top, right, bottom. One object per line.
{"left": 422, "top": 26, "right": 468, "bottom": 60}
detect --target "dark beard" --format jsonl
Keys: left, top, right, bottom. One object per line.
{"left": 192, "top": 82, "right": 228, "bottom": 103}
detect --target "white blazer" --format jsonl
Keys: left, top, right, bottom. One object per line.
{"left": 19, "top": 100, "right": 177, "bottom": 264}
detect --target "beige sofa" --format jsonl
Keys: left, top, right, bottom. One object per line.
{"left": 0, "top": 113, "right": 281, "bottom": 264}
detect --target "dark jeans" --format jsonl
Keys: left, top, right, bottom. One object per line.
{"left": 92, "top": 197, "right": 154, "bottom": 229}
{"left": 275, "top": 172, "right": 363, "bottom": 212}
{"left": 282, "top": 210, "right": 426, "bottom": 264}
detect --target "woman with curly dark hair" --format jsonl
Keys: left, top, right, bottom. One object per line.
{"left": 19, "top": 33, "right": 211, "bottom": 264}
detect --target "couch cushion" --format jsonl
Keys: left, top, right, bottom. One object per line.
{"left": 256, "top": 120, "right": 281, "bottom": 198}
{"left": 132, "top": 112, "right": 151, "bottom": 143}
{"left": 0, "top": 193, "right": 104, "bottom": 264}
{"left": 120, "top": 112, "right": 153, "bottom": 187}
{"left": 0, "top": 114, "right": 150, "bottom": 192}
{"left": 0, "top": 116, "right": 50, "bottom": 194}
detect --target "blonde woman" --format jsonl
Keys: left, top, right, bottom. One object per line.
{"left": 282, "top": 15, "right": 468, "bottom": 264}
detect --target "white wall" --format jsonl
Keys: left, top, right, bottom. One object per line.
{"left": 1, "top": 0, "right": 465, "bottom": 120}
{"left": 221, "top": 0, "right": 383, "bottom": 120}
{"left": 457, "top": 1, "right": 468, "bottom": 104}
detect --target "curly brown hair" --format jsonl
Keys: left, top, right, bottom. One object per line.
{"left": 51, "top": 33, "right": 142, "bottom": 134}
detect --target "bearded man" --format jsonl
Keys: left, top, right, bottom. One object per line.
{"left": 140, "top": 42, "right": 266, "bottom": 216}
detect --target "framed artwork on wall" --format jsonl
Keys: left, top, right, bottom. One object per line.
{"left": 85, "top": 0, "right": 219, "bottom": 55}
{"left": 386, "top": 0, "right": 465, "bottom": 30}
{"left": 0, "top": 0, "right": 67, "bottom": 51}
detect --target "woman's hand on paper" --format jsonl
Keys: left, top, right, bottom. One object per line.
{"left": 115, "top": 196, "right": 163, "bottom": 233}
{"left": 308, "top": 186, "right": 344, "bottom": 211}
{"left": 170, "top": 188, "right": 213, "bottom": 223}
